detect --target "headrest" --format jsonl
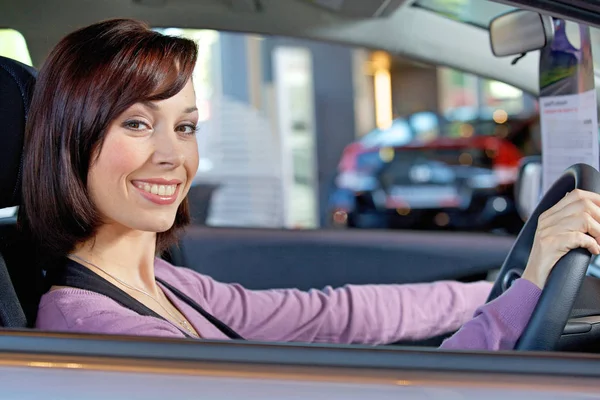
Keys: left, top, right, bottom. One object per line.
{"left": 0, "top": 56, "right": 37, "bottom": 209}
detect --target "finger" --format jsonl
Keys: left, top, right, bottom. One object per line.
{"left": 562, "top": 189, "right": 600, "bottom": 208}
{"left": 541, "top": 189, "right": 600, "bottom": 221}
{"left": 550, "top": 231, "right": 600, "bottom": 256}
{"left": 542, "top": 208, "right": 600, "bottom": 243}
{"left": 540, "top": 197, "right": 600, "bottom": 232}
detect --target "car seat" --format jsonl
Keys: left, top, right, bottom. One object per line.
{"left": 0, "top": 55, "right": 40, "bottom": 327}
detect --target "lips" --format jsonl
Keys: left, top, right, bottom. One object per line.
{"left": 131, "top": 179, "right": 182, "bottom": 205}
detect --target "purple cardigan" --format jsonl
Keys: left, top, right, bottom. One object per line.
{"left": 36, "top": 258, "right": 541, "bottom": 349}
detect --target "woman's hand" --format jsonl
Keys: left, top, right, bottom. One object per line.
{"left": 523, "top": 189, "right": 600, "bottom": 289}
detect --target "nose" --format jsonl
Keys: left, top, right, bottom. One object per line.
{"left": 151, "top": 128, "right": 185, "bottom": 168}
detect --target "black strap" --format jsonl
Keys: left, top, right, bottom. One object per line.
{"left": 155, "top": 277, "right": 243, "bottom": 340}
{"left": 0, "top": 253, "right": 27, "bottom": 328}
{"left": 46, "top": 259, "right": 244, "bottom": 340}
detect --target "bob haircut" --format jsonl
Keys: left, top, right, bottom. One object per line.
{"left": 20, "top": 18, "right": 199, "bottom": 257}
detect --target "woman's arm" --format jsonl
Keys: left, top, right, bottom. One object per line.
{"left": 176, "top": 264, "right": 492, "bottom": 344}
{"left": 439, "top": 189, "right": 600, "bottom": 351}
{"left": 440, "top": 278, "right": 541, "bottom": 350}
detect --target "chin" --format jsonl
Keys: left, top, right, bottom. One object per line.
{"left": 154, "top": 221, "right": 177, "bottom": 233}
{"left": 137, "top": 216, "right": 177, "bottom": 233}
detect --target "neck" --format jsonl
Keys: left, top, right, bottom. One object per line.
{"left": 70, "top": 223, "right": 159, "bottom": 295}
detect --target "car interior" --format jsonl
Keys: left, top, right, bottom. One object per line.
{"left": 0, "top": 1, "right": 529, "bottom": 331}
{"left": 2, "top": 0, "right": 600, "bottom": 354}
{"left": 0, "top": 55, "right": 520, "bottom": 350}
{"left": 0, "top": 55, "right": 38, "bottom": 328}
{"left": 6, "top": 1, "right": 600, "bottom": 398}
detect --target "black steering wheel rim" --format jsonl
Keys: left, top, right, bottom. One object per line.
{"left": 488, "top": 163, "right": 600, "bottom": 351}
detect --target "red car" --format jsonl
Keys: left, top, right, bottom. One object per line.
{"left": 330, "top": 135, "right": 524, "bottom": 233}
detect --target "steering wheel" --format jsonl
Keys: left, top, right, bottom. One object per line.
{"left": 487, "top": 163, "right": 600, "bottom": 351}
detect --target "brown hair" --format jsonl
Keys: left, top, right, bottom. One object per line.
{"left": 19, "top": 18, "right": 198, "bottom": 258}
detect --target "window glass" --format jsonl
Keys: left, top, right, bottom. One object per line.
{"left": 412, "top": 0, "right": 600, "bottom": 101}
{"left": 413, "top": 0, "right": 516, "bottom": 28}
{"left": 438, "top": 67, "right": 537, "bottom": 141}
{"left": 0, "top": 29, "right": 29, "bottom": 220}
{"left": 158, "top": 28, "right": 536, "bottom": 236}
{"left": 0, "top": 29, "right": 32, "bottom": 65}
{"left": 0, "top": 207, "right": 17, "bottom": 219}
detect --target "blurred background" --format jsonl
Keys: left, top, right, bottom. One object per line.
{"left": 0, "top": 0, "right": 541, "bottom": 236}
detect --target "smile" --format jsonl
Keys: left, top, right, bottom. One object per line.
{"left": 134, "top": 182, "right": 177, "bottom": 196}
{"left": 131, "top": 180, "right": 182, "bottom": 205}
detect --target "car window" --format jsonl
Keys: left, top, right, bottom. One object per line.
{"left": 413, "top": 0, "right": 517, "bottom": 28}
{"left": 158, "top": 28, "right": 537, "bottom": 235}
{"left": 0, "top": 28, "right": 32, "bottom": 65}
{"left": 0, "top": 207, "right": 17, "bottom": 219}
{"left": 0, "top": 29, "right": 30, "bottom": 220}
{"left": 414, "top": 0, "right": 600, "bottom": 91}
{"left": 5, "top": 0, "right": 600, "bottom": 367}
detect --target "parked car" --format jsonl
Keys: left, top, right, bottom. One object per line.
{"left": 330, "top": 134, "right": 524, "bottom": 233}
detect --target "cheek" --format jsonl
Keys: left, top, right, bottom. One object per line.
{"left": 180, "top": 142, "right": 199, "bottom": 199}
{"left": 185, "top": 141, "right": 200, "bottom": 176}
{"left": 91, "top": 137, "right": 145, "bottom": 186}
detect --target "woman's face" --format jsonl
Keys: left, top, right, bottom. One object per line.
{"left": 87, "top": 79, "right": 199, "bottom": 234}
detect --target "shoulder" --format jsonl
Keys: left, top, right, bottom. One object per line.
{"left": 154, "top": 257, "right": 216, "bottom": 295}
{"left": 153, "top": 258, "right": 247, "bottom": 306}
{"left": 36, "top": 288, "right": 184, "bottom": 338}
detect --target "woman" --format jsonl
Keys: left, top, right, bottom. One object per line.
{"left": 23, "top": 19, "right": 600, "bottom": 349}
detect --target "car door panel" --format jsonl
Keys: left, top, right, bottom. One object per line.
{"left": 176, "top": 227, "right": 515, "bottom": 290}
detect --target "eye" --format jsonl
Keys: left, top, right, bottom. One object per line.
{"left": 176, "top": 123, "right": 199, "bottom": 136}
{"left": 123, "top": 120, "right": 151, "bottom": 131}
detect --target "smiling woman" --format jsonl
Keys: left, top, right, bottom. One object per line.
{"left": 21, "top": 18, "right": 198, "bottom": 256}
{"left": 18, "top": 17, "right": 587, "bottom": 351}
{"left": 20, "top": 19, "right": 203, "bottom": 337}
{"left": 88, "top": 83, "right": 199, "bottom": 234}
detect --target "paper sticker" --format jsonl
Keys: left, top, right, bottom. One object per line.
{"left": 540, "top": 20, "right": 598, "bottom": 192}
{"left": 541, "top": 90, "right": 599, "bottom": 192}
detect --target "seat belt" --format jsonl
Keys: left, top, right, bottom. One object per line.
{"left": 46, "top": 259, "right": 244, "bottom": 340}
{"left": 155, "top": 277, "right": 243, "bottom": 340}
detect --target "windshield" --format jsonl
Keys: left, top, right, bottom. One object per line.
{"left": 413, "top": 0, "right": 517, "bottom": 28}
{"left": 414, "top": 0, "right": 600, "bottom": 82}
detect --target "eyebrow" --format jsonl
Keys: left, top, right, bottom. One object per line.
{"left": 141, "top": 101, "right": 159, "bottom": 111}
{"left": 141, "top": 101, "right": 198, "bottom": 114}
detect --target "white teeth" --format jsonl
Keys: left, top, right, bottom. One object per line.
{"left": 135, "top": 182, "right": 178, "bottom": 197}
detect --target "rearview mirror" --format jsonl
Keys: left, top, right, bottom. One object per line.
{"left": 490, "top": 10, "right": 554, "bottom": 57}
{"left": 514, "top": 156, "right": 542, "bottom": 221}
